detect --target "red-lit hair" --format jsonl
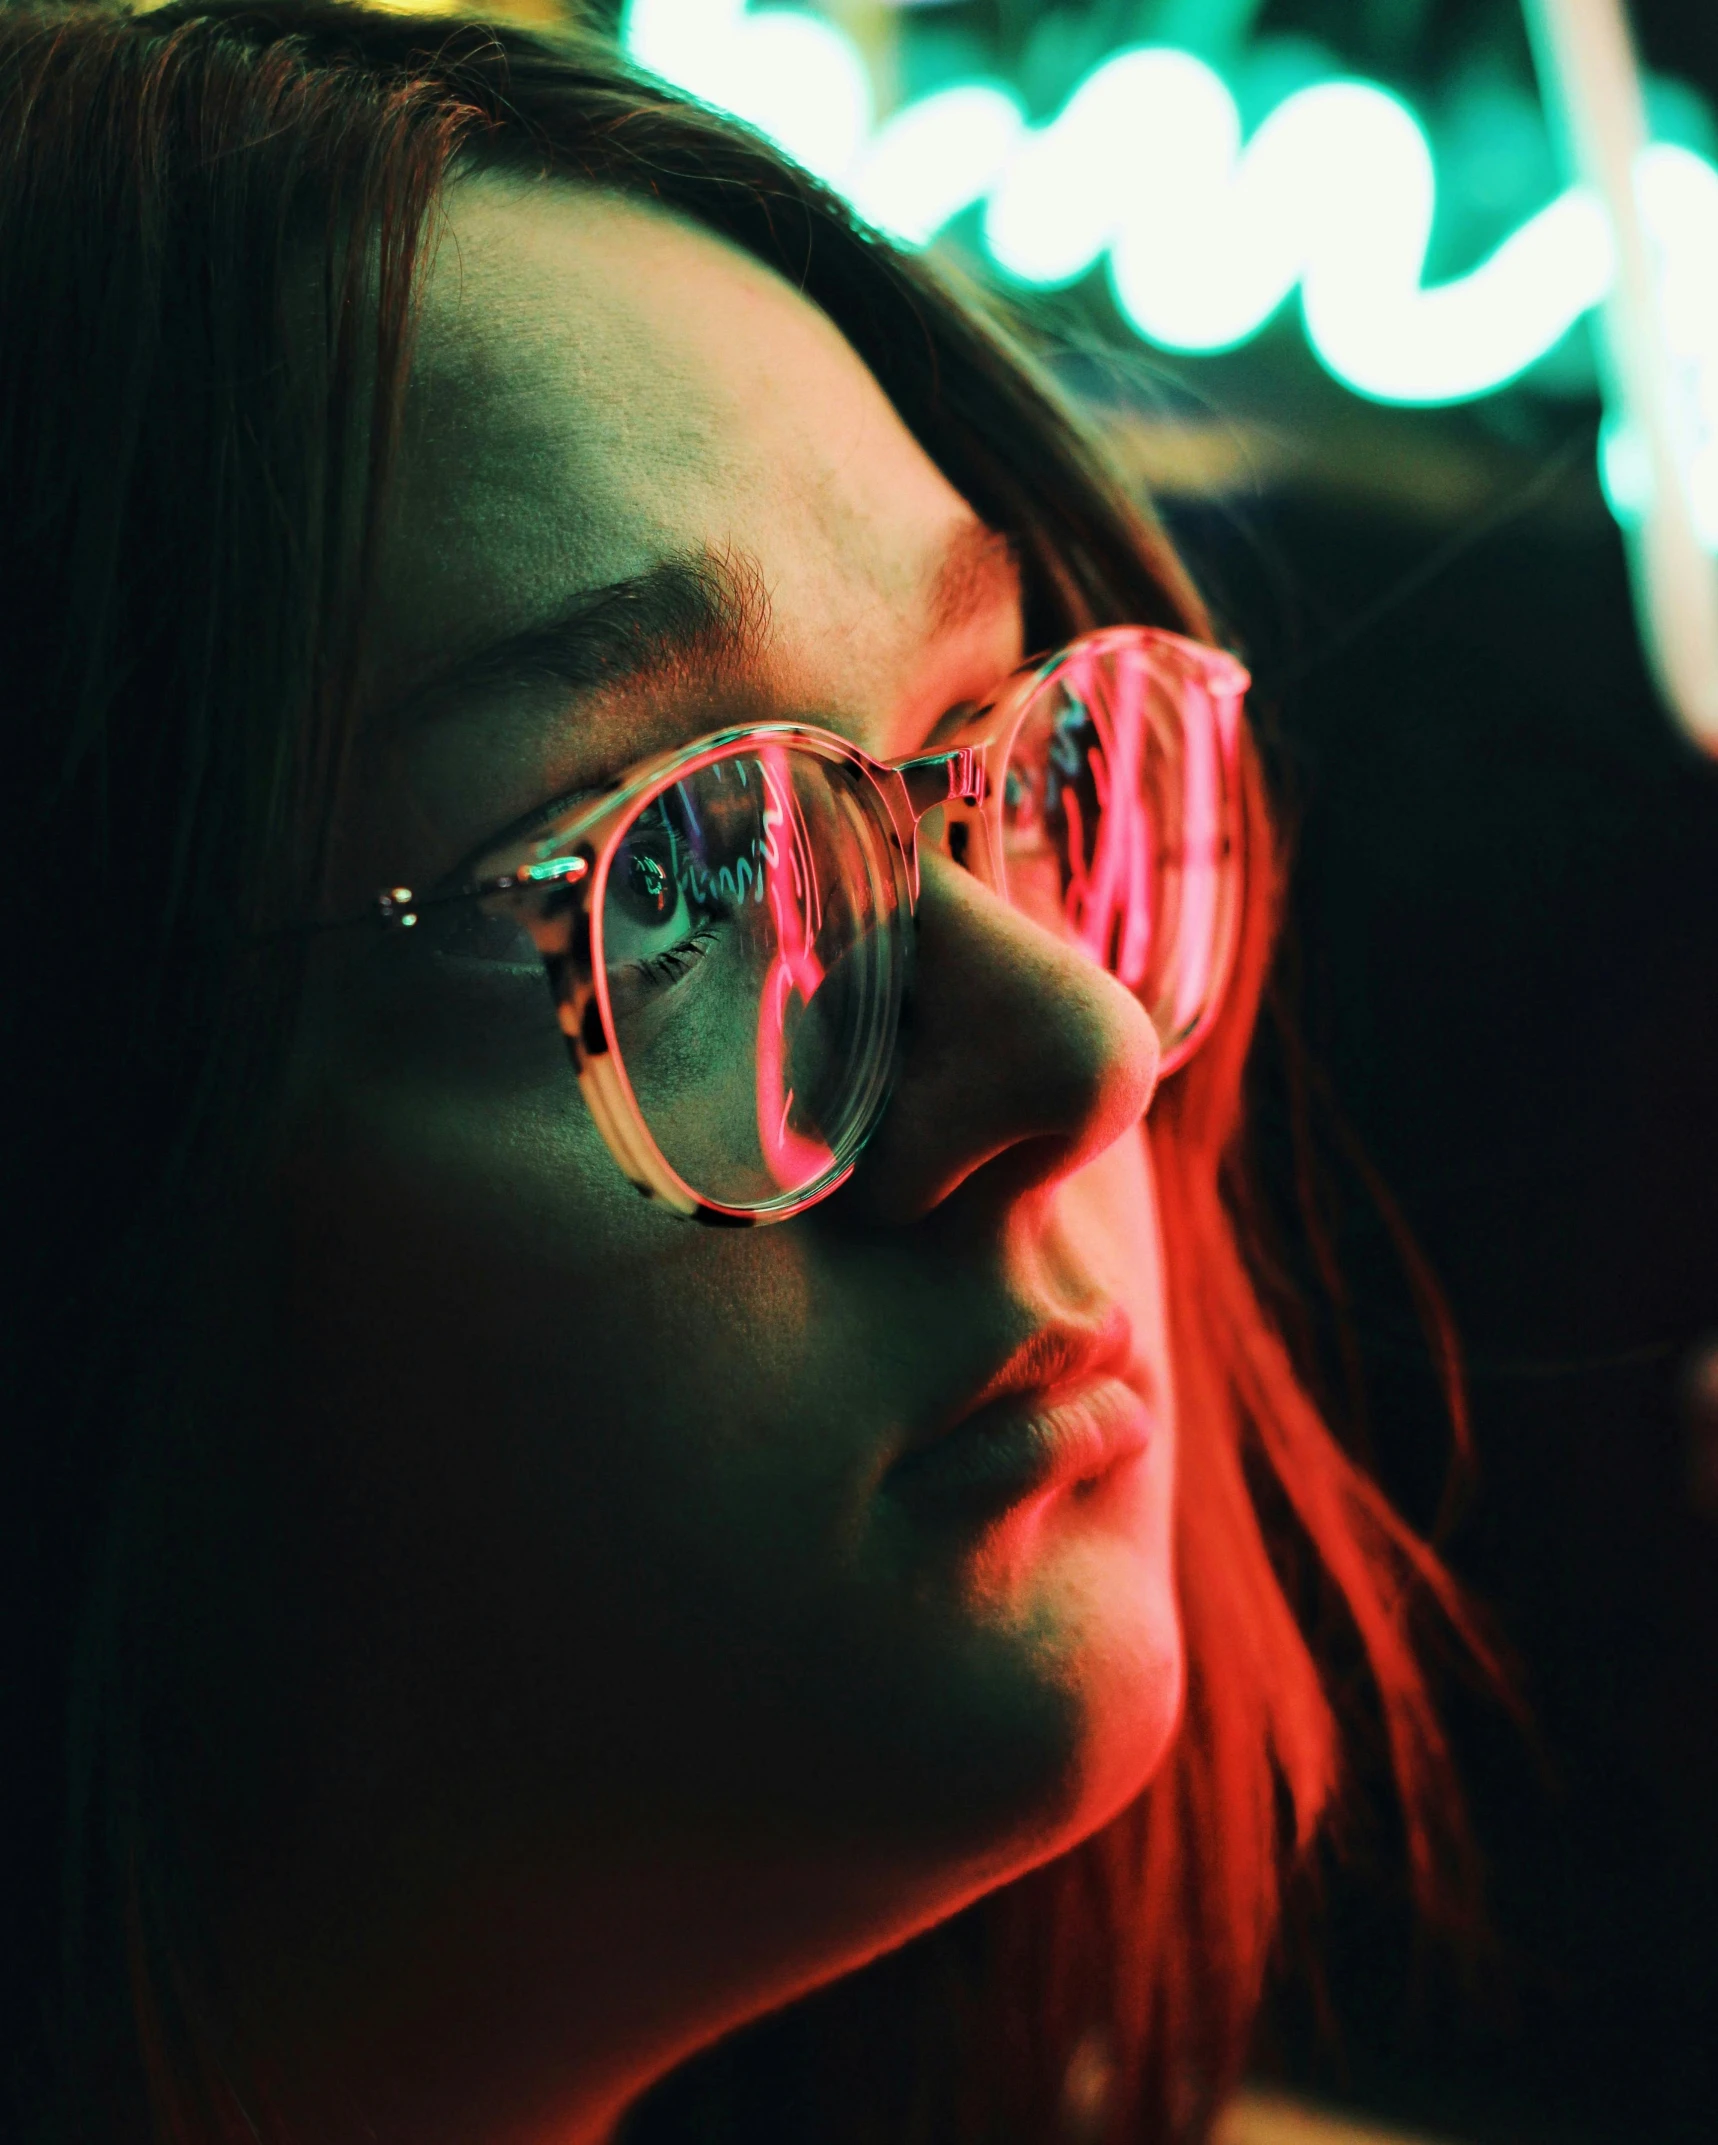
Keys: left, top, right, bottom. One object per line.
{"left": 0, "top": 6, "right": 1478, "bottom": 2141}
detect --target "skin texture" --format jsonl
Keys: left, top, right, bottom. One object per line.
{"left": 196, "top": 178, "right": 1186, "bottom": 2145}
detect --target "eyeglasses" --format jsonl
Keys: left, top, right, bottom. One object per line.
{"left": 373, "top": 625, "right": 1250, "bottom": 1226}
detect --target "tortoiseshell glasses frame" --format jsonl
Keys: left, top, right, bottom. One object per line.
{"left": 370, "top": 625, "right": 1250, "bottom": 1226}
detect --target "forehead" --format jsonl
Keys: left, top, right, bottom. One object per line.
{"left": 372, "top": 173, "right": 989, "bottom": 721}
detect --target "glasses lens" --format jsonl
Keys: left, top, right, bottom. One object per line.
{"left": 598, "top": 742, "right": 905, "bottom": 1212}
{"left": 1000, "top": 635, "right": 1241, "bottom": 1062}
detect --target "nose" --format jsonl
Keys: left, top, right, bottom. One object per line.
{"left": 838, "top": 845, "right": 1162, "bottom": 1227}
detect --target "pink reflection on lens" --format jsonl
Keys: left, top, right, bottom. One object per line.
{"left": 754, "top": 747, "right": 835, "bottom": 1192}
{"left": 1055, "top": 646, "right": 1154, "bottom": 992}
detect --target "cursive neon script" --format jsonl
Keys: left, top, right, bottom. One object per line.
{"left": 623, "top": 1, "right": 1718, "bottom": 545}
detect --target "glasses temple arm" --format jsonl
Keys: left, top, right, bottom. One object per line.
{"left": 374, "top": 852, "right": 590, "bottom": 930}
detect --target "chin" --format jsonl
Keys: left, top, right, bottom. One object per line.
{"left": 1011, "top": 1503, "right": 1186, "bottom": 1863}
{"left": 968, "top": 1428, "right": 1184, "bottom": 1805}
{"left": 856, "top": 1476, "right": 1187, "bottom": 1888}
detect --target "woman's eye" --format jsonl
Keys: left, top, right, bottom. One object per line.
{"left": 615, "top": 845, "right": 676, "bottom": 923}
{"left": 603, "top": 812, "right": 725, "bottom": 994}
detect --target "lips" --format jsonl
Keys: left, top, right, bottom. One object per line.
{"left": 885, "top": 1304, "right": 1154, "bottom": 1518}
{"left": 944, "top": 1303, "right": 1137, "bottom": 1428}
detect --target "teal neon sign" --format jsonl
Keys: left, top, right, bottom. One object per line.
{"left": 624, "top": 1, "right": 1718, "bottom": 548}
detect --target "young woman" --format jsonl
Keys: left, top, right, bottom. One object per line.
{"left": 0, "top": 5, "right": 1470, "bottom": 2140}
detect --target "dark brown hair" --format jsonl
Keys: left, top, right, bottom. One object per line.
{"left": 0, "top": 5, "right": 1476, "bottom": 2139}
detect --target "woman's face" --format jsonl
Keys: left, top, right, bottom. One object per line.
{"left": 230, "top": 177, "right": 1184, "bottom": 2135}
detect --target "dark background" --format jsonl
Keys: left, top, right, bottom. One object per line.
{"left": 1177, "top": 447, "right": 1718, "bottom": 2145}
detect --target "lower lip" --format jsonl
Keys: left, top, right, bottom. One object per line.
{"left": 887, "top": 1375, "right": 1153, "bottom": 1521}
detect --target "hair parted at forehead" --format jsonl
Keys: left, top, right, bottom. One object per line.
{"left": 0, "top": 6, "right": 1483, "bottom": 2142}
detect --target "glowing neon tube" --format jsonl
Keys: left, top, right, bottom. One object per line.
{"left": 623, "top": 2, "right": 1718, "bottom": 547}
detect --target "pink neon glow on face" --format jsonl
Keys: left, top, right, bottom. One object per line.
{"left": 753, "top": 747, "right": 835, "bottom": 1191}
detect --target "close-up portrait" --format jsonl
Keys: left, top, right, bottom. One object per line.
{"left": 3, "top": 5, "right": 1714, "bottom": 2145}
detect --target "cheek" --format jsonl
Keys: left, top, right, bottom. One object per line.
{"left": 267, "top": 938, "right": 1188, "bottom": 1882}
{"left": 274, "top": 977, "right": 756, "bottom": 1638}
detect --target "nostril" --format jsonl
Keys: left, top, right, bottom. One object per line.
{"left": 947, "top": 820, "right": 970, "bottom": 870}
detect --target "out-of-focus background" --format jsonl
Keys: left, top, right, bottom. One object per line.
{"left": 401, "top": 4, "right": 1718, "bottom": 2138}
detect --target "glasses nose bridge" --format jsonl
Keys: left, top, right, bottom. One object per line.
{"left": 887, "top": 744, "right": 993, "bottom": 898}
{"left": 895, "top": 744, "right": 987, "bottom": 822}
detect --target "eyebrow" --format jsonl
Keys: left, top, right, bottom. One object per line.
{"left": 385, "top": 517, "right": 1019, "bottom": 734}
{"left": 383, "top": 545, "right": 773, "bottom": 730}
{"left": 928, "top": 520, "right": 1021, "bottom": 642}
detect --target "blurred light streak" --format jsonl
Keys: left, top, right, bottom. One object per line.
{"left": 1530, "top": 0, "right": 1718, "bottom": 750}
{"left": 623, "top": 1, "right": 1718, "bottom": 555}
{"left": 1597, "top": 143, "right": 1718, "bottom": 558}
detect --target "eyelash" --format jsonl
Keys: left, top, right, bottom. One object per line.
{"left": 626, "top": 928, "right": 717, "bottom": 991}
